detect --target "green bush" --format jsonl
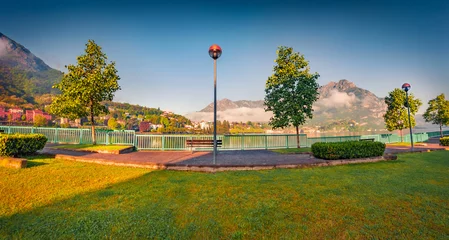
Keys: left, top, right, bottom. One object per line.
{"left": 440, "top": 137, "right": 449, "bottom": 146}
{"left": 0, "top": 133, "right": 48, "bottom": 157}
{"left": 311, "top": 141, "right": 386, "bottom": 160}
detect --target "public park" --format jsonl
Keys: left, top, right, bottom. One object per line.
{"left": 1, "top": 0, "right": 449, "bottom": 239}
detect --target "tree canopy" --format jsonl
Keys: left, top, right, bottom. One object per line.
{"left": 384, "top": 88, "right": 422, "bottom": 140}
{"left": 423, "top": 93, "right": 449, "bottom": 137}
{"left": 264, "top": 46, "right": 320, "bottom": 148}
{"left": 50, "top": 40, "right": 120, "bottom": 144}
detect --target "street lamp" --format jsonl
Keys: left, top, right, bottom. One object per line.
{"left": 402, "top": 83, "right": 414, "bottom": 151}
{"left": 209, "top": 44, "right": 222, "bottom": 164}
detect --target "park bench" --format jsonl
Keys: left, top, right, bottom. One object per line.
{"left": 359, "top": 138, "right": 375, "bottom": 142}
{"left": 186, "top": 139, "right": 222, "bottom": 150}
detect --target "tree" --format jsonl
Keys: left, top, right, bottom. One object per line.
{"left": 50, "top": 40, "right": 120, "bottom": 144}
{"left": 264, "top": 46, "right": 320, "bottom": 148}
{"left": 107, "top": 117, "right": 120, "bottom": 130}
{"left": 33, "top": 115, "right": 48, "bottom": 127}
{"left": 423, "top": 93, "right": 449, "bottom": 137}
{"left": 384, "top": 88, "right": 422, "bottom": 141}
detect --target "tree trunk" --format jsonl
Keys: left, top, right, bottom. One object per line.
{"left": 440, "top": 124, "right": 443, "bottom": 137}
{"left": 91, "top": 105, "right": 96, "bottom": 145}
{"left": 295, "top": 125, "right": 300, "bottom": 148}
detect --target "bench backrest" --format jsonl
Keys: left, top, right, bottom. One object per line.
{"left": 186, "top": 139, "right": 222, "bottom": 147}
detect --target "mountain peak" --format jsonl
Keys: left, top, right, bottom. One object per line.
{"left": 0, "top": 32, "right": 51, "bottom": 72}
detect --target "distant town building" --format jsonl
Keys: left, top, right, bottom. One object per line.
{"left": 26, "top": 109, "right": 52, "bottom": 122}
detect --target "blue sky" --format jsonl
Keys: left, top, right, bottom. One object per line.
{"left": 1, "top": 0, "right": 448, "bottom": 114}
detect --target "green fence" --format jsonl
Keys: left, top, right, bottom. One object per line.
{"left": 0, "top": 125, "right": 446, "bottom": 151}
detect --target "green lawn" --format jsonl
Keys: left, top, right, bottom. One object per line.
{"left": 1, "top": 152, "right": 448, "bottom": 239}
{"left": 386, "top": 142, "right": 426, "bottom": 147}
{"left": 271, "top": 147, "right": 312, "bottom": 154}
{"left": 52, "top": 144, "right": 132, "bottom": 151}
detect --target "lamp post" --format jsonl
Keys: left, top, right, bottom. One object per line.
{"left": 209, "top": 44, "right": 222, "bottom": 164}
{"left": 402, "top": 83, "right": 414, "bottom": 151}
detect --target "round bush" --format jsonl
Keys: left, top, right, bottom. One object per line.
{"left": 311, "top": 141, "right": 386, "bottom": 160}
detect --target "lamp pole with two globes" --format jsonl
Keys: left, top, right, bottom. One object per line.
{"left": 209, "top": 44, "right": 222, "bottom": 164}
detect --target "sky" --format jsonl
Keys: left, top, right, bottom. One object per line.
{"left": 1, "top": 0, "right": 448, "bottom": 115}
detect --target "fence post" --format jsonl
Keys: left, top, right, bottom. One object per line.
{"left": 134, "top": 134, "right": 138, "bottom": 149}
{"left": 31, "top": 127, "right": 35, "bottom": 134}
{"left": 79, "top": 129, "right": 83, "bottom": 144}
{"left": 106, "top": 132, "right": 110, "bottom": 145}
{"left": 241, "top": 134, "right": 244, "bottom": 150}
{"left": 162, "top": 135, "right": 165, "bottom": 151}
{"left": 286, "top": 135, "right": 289, "bottom": 149}
{"left": 54, "top": 128, "right": 59, "bottom": 143}
{"left": 7, "top": 126, "right": 11, "bottom": 134}
{"left": 265, "top": 135, "right": 268, "bottom": 150}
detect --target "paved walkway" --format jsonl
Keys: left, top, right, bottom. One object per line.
{"left": 41, "top": 146, "right": 324, "bottom": 169}
{"left": 39, "top": 142, "right": 447, "bottom": 171}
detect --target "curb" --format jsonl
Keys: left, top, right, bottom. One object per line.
{"left": 54, "top": 154, "right": 165, "bottom": 169}
{"left": 51, "top": 146, "right": 134, "bottom": 155}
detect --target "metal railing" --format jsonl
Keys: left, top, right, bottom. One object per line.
{"left": 0, "top": 125, "right": 445, "bottom": 151}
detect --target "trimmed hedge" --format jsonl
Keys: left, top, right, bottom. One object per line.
{"left": 440, "top": 137, "right": 449, "bottom": 146}
{"left": 311, "top": 141, "right": 386, "bottom": 160}
{"left": 0, "top": 133, "right": 48, "bottom": 157}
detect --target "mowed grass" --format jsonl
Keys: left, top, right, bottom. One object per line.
{"left": 1, "top": 152, "right": 448, "bottom": 239}
{"left": 53, "top": 144, "right": 132, "bottom": 151}
{"left": 386, "top": 142, "right": 426, "bottom": 147}
{"left": 272, "top": 147, "right": 312, "bottom": 154}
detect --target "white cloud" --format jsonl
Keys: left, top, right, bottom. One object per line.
{"left": 186, "top": 107, "right": 273, "bottom": 122}
{"left": 315, "top": 89, "right": 358, "bottom": 109}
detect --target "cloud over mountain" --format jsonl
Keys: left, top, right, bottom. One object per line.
{"left": 190, "top": 80, "right": 388, "bottom": 128}
{"left": 186, "top": 107, "right": 273, "bottom": 122}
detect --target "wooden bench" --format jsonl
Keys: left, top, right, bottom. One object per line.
{"left": 186, "top": 139, "right": 222, "bottom": 150}
{"left": 359, "top": 138, "right": 375, "bottom": 142}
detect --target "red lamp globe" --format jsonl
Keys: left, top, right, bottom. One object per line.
{"left": 402, "top": 83, "right": 411, "bottom": 92}
{"left": 208, "top": 44, "right": 222, "bottom": 60}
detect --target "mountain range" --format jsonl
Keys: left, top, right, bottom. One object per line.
{"left": 0, "top": 32, "right": 62, "bottom": 108}
{"left": 189, "top": 80, "right": 389, "bottom": 129}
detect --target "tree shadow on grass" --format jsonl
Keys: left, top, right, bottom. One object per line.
{"left": 0, "top": 171, "right": 225, "bottom": 239}
{"left": 24, "top": 154, "right": 55, "bottom": 168}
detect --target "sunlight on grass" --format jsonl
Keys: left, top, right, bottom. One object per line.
{"left": 53, "top": 144, "right": 132, "bottom": 151}
{"left": 386, "top": 142, "right": 429, "bottom": 147}
{"left": 1, "top": 151, "right": 448, "bottom": 239}
{"left": 0, "top": 155, "right": 151, "bottom": 217}
{"left": 271, "top": 147, "right": 311, "bottom": 154}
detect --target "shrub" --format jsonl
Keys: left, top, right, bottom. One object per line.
{"left": 311, "top": 141, "right": 386, "bottom": 160}
{"left": 440, "top": 137, "right": 449, "bottom": 146}
{"left": 0, "top": 133, "right": 48, "bottom": 157}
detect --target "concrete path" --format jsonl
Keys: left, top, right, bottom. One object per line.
{"left": 39, "top": 143, "right": 447, "bottom": 171}
{"left": 41, "top": 146, "right": 324, "bottom": 169}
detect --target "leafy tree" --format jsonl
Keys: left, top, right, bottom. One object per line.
{"left": 384, "top": 88, "right": 422, "bottom": 141}
{"left": 264, "top": 46, "right": 320, "bottom": 148}
{"left": 50, "top": 40, "right": 120, "bottom": 144}
{"left": 108, "top": 118, "right": 120, "bottom": 130}
{"left": 33, "top": 115, "right": 48, "bottom": 127}
{"left": 160, "top": 116, "right": 169, "bottom": 128}
{"left": 423, "top": 93, "right": 449, "bottom": 137}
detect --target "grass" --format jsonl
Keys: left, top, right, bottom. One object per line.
{"left": 52, "top": 144, "right": 132, "bottom": 151}
{"left": 271, "top": 147, "right": 312, "bottom": 154}
{"left": 387, "top": 142, "right": 426, "bottom": 147}
{"left": 1, "top": 151, "right": 448, "bottom": 239}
